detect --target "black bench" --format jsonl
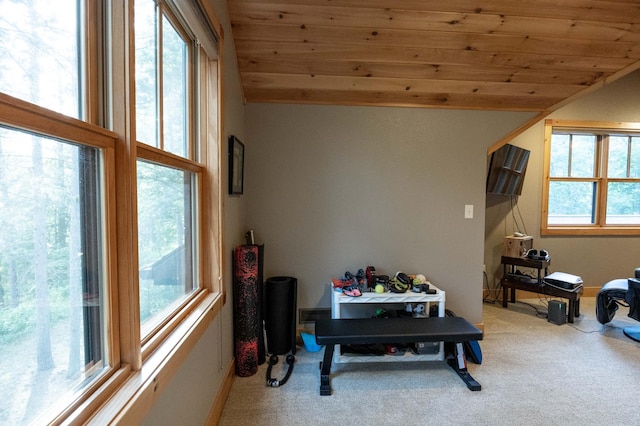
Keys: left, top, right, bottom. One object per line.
{"left": 315, "top": 317, "right": 483, "bottom": 395}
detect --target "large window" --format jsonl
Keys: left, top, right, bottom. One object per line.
{"left": 0, "top": 0, "right": 222, "bottom": 423}
{"left": 134, "top": 1, "right": 205, "bottom": 341}
{"left": 542, "top": 120, "right": 640, "bottom": 235}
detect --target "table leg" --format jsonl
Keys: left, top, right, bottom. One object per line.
{"left": 568, "top": 299, "right": 575, "bottom": 323}
{"left": 510, "top": 288, "right": 516, "bottom": 303}
{"left": 575, "top": 298, "right": 580, "bottom": 318}
{"left": 502, "top": 286, "right": 508, "bottom": 308}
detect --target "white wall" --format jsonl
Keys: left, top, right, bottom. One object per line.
{"left": 245, "top": 104, "right": 533, "bottom": 323}
{"left": 485, "top": 71, "right": 640, "bottom": 292}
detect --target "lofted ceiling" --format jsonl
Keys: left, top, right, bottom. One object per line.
{"left": 226, "top": 0, "right": 640, "bottom": 113}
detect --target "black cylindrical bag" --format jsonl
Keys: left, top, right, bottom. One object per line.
{"left": 264, "top": 276, "right": 297, "bottom": 355}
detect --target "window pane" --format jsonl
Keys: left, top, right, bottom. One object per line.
{"left": 135, "top": 0, "right": 158, "bottom": 147}
{"left": 0, "top": 0, "right": 81, "bottom": 118}
{"left": 606, "top": 182, "right": 640, "bottom": 224}
{"left": 0, "top": 127, "right": 106, "bottom": 424}
{"left": 162, "top": 15, "right": 188, "bottom": 158}
{"left": 137, "top": 161, "right": 196, "bottom": 330}
{"left": 547, "top": 181, "right": 596, "bottom": 224}
{"left": 550, "top": 133, "right": 596, "bottom": 178}
{"left": 550, "top": 134, "right": 569, "bottom": 177}
{"left": 608, "top": 135, "right": 629, "bottom": 178}
{"left": 631, "top": 136, "right": 640, "bottom": 178}
{"left": 570, "top": 134, "right": 596, "bottom": 177}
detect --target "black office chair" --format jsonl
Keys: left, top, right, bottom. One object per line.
{"left": 596, "top": 268, "right": 640, "bottom": 342}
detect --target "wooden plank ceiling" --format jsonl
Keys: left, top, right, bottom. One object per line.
{"left": 226, "top": 0, "right": 640, "bottom": 112}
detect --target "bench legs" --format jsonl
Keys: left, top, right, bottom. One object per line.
{"left": 446, "top": 359, "right": 481, "bottom": 391}
{"left": 446, "top": 343, "right": 481, "bottom": 391}
{"left": 319, "top": 344, "right": 334, "bottom": 396}
{"left": 318, "top": 343, "right": 481, "bottom": 395}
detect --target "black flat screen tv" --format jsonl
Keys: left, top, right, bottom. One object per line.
{"left": 486, "top": 143, "right": 530, "bottom": 196}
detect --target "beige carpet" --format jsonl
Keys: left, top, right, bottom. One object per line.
{"left": 219, "top": 297, "right": 640, "bottom": 425}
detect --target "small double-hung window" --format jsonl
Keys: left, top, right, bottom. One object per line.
{"left": 542, "top": 119, "right": 640, "bottom": 235}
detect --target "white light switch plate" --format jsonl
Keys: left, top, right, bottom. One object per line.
{"left": 464, "top": 204, "right": 473, "bottom": 219}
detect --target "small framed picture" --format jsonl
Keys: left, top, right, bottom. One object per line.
{"left": 229, "top": 135, "right": 244, "bottom": 195}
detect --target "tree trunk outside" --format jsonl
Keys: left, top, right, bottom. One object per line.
{"left": 33, "top": 139, "right": 54, "bottom": 371}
